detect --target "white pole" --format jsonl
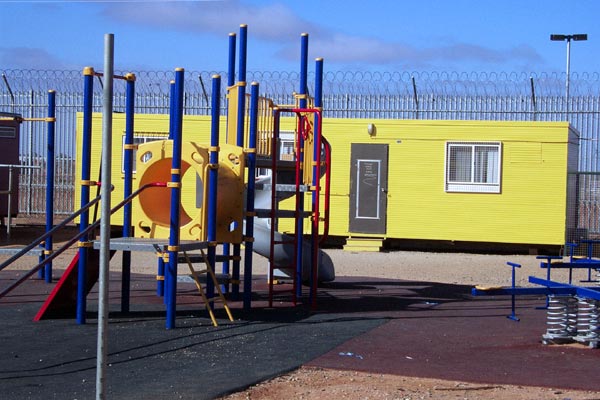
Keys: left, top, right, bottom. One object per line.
{"left": 96, "top": 33, "right": 114, "bottom": 400}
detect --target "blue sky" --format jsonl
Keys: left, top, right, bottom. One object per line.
{"left": 1, "top": 0, "right": 599, "bottom": 74}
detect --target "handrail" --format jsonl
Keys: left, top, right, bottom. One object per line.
{"left": 319, "top": 137, "right": 332, "bottom": 245}
{"left": 0, "top": 184, "right": 104, "bottom": 272}
{"left": 0, "top": 182, "right": 167, "bottom": 299}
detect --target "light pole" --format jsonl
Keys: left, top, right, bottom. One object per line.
{"left": 550, "top": 33, "right": 588, "bottom": 115}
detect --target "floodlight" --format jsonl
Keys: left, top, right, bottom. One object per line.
{"left": 550, "top": 33, "right": 589, "bottom": 115}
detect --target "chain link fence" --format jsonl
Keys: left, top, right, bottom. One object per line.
{"left": 2, "top": 69, "right": 600, "bottom": 242}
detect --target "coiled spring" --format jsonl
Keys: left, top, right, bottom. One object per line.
{"left": 577, "top": 299, "right": 599, "bottom": 348}
{"left": 543, "top": 295, "right": 577, "bottom": 343}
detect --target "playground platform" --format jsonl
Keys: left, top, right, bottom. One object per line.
{"left": 1, "top": 260, "right": 600, "bottom": 399}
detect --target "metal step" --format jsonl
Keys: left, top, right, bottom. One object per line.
{"left": 177, "top": 254, "right": 239, "bottom": 264}
{"left": 254, "top": 209, "right": 311, "bottom": 218}
{"left": 254, "top": 183, "right": 310, "bottom": 192}
{"left": 94, "top": 237, "right": 209, "bottom": 252}
{"left": 0, "top": 246, "right": 43, "bottom": 257}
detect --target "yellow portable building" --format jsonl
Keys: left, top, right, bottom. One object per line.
{"left": 76, "top": 114, "right": 578, "bottom": 249}
{"left": 317, "top": 118, "right": 579, "bottom": 249}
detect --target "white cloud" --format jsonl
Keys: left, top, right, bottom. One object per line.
{"left": 302, "top": 34, "right": 415, "bottom": 64}
{"left": 0, "top": 47, "right": 71, "bottom": 70}
{"left": 280, "top": 33, "right": 543, "bottom": 70}
{"left": 101, "top": 0, "right": 321, "bottom": 41}
{"left": 97, "top": 0, "right": 543, "bottom": 71}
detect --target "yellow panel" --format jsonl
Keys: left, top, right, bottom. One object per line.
{"left": 75, "top": 113, "right": 227, "bottom": 226}
{"left": 132, "top": 139, "right": 245, "bottom": 242}
{"left": 226, "top": 85, "right": 240, "bottom": 146}
{"left": 320, "top": 118, "right": 574, "bottom": 245}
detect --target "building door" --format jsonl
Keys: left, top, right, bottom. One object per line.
{"left": 349, "top": 143, "right": 388, "bottom": 234}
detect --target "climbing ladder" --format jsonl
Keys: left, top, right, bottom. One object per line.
{"left": 182, "top": 249, "right": 234, "bottom": 327}
{"left": 266, "top": 106, "right": 329, "bottom": 308}
{"left": 223, "top": 32, "right": 329, "bottom": 310}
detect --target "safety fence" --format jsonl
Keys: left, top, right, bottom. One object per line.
{"left": 2, "top": 70, "right": 600, "bottom": 236}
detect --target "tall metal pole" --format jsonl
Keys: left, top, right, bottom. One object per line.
{"left": 236, "top": 24, "right": 247, "bottom": 147}
{"left": 237, "top": 25, "right": 247, "bottom": 306}
{"left": 296, "top": 33, "right": 308, "bottom": 299}
{"left": 228, "top": 33, "right": 236, "bottom": 88}
{"left": 96, "top": 33, "right": 114, "bottom": 400}
{"left": 44, "top": 90, "right": 56, "bottom": 283}
{"left": 166, "top": 68, "right": 185, "bottom": 329}
{"left": 565, "top": 38, "right": 571, "bottom": 115}
{"left": 78, "top": 66, "right": 94, "bottom": 325}
{"left": 551, "top": 33, "right": 587, "bottom": 118}
{"left": 223, "top": 32, "right": 236, "bottom": 296}
{"left": 206, "top": 75, "right": 221, "bottom": 303}
{"left": 311, "top": 58, "right": 324, "bottom": 308}
{"left": 121, "top": 73, "right": 135, "bottom": 313}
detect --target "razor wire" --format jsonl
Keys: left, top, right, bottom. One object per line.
{"left": 4, "top": 69, "right": 600, "bottom": 97}
{"left": 3, "top": 69, "right": 600, "bottom": 215}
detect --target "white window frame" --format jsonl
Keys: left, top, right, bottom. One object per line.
{"left": 122, "top": 131, "right": 169, "bottom": 173}
{"left": 445, "top": 141, "right": 502, "bottom": 193}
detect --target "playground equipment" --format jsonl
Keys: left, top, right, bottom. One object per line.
{"left": 472, "top": 240, "right": 600, "bottom": 348}
{"left": 0, "top": 25, "right": 332, "bottom": 330}
{"left": 122, "top": 26, "right": 332, "bottom": 328}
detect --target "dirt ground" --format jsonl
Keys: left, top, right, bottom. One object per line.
{"left": 219, "top": 366, "right": 600, "bottom": 400}
{"left": 217, "top": 249, "right": 600, "bottom": 400}
{"left": 3, "top": 221, "right": 600, "bottom": 399}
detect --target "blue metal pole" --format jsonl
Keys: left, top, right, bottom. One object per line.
{"left": 168, "top": 80, "right": 175, "bottom": 140}
{"left": 236, "top": 24, "right": 247, "bottom": 147}
{"left": 295, "top": 33, "right": 309, "bottom": 299}
{"left": 233, "top": 25, "right": 248, "bottom": 299}
{"left": 206, "top": 75, "right": 221, "bottom": 303}
{"left": 222, "top": 31, "right": 237, "bottom": 293}
{"left": 121, "top": 73, "right": 135, "bottom": 313}
{"left": 159, "top": 80, "right": 176, "bottom": 300}
{"left": 238, "top": 25, "right": 247, "bottom": 85}
{"left": 299, "top": 34, "right": 308, "bottom": 109}
{"left": 77, "top": 67, "right": 94, "bottom": 325}
{"left": 310, "top": 58, "right": 324, "bottom": 306}
{"left": 314, "top": 58, "right": 323, "bottom": 108}
{"left": 228, "top": 32, "right": 236, "bottom": 87}
{"left": 44, "top": 90, "right": 56, "bottom": 283}
{"left": 507, "top": 262, "right": 521, "bottom": 321}
{"left": 243, "top": 82, "right": 259, "bottom": 310}
{"left": 157, "top": 255, "right": 165, "bottom": 297}
{"left": 166, "top": 68, "right": 185, "bottom": 329}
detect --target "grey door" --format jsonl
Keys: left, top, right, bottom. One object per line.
{"left": 349, "top": 143, "right": 388, "bottom": 234}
